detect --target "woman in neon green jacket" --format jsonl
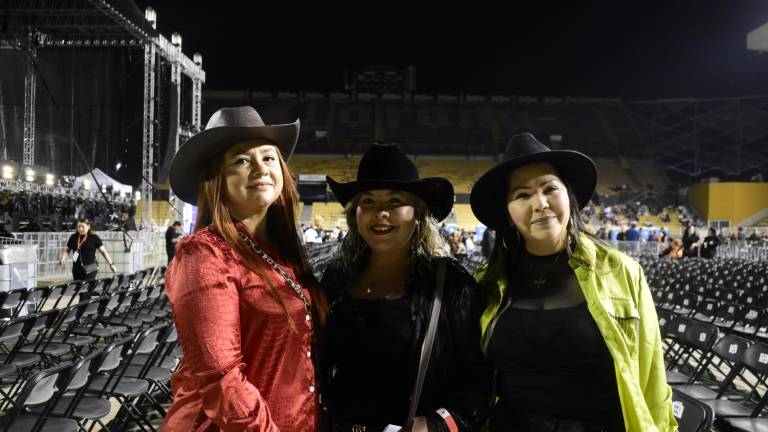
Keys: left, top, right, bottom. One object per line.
{"left": 470, "top": 133, "right": 676, "bottom": 432}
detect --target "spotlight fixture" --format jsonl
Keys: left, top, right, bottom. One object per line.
{"left": 24, "top": 168, "right": 35, "bottom": 183}
{"left": 145, "top": 8, "right": 156, "bottom": 29}
{"left": 1, "top": 164, "right": 15, "bottom": 180}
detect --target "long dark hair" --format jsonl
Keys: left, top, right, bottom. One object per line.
{"left": 194, "top": 147, "right": 328, "bottom": 328}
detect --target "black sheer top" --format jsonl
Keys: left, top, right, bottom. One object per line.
{"left": 486, "top": 250, "right": 625, "bottom": 431}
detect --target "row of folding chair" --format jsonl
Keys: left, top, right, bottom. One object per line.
{"left": 0, "top": 267, "right": 167, "bottom": 323}
{"left": 643, "top": 256, "right": 768, "bottom": 297}
{"left": 639, "top": 255, "right": 768, "bottom": 431}
{"left": 661, "top": 311, "right": 768, "bottom": 431}
{"left": 0, "top": 323, "right": 178, "bottom": 431}
{"left": 0, "top": 265, "right": 175, "bottom": 430}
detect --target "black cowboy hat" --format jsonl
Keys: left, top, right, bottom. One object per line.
{"left": 327, "top": 143, "right": 454, "bottom": 221}
{"left": 470, "top": 133, "right": 597, "bottom": 231}
{"left": 169, "top": 106, "right": 299, "bottom": 205}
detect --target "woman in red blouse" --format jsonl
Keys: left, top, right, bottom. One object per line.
{"left": 163, "top": 106, "right": 327, "bottom": 431}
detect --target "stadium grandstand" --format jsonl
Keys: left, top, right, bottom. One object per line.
{"left": 0, "top": 1, "right": 768, "bottom": 431}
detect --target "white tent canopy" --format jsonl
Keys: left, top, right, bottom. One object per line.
{"left": 73, "top": 168, "right": 133, "bottom": 195}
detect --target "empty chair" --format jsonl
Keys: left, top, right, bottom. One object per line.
{"left": 711, "top": 303, "right": 745, "bottom": 332}
{"left": 732, "top": 306, "right": 766, "bottom": 337}
{"left": 0, "top": 288, "right": 29, "bottom": 319}
{"left": 84, "top": 337, "right": 152, "bottom": 431}
{"left": 663, "top": 315, "right": 695, "bottom": 364}
{"left": 709, "top": 342, "right": 768, "bottom": 428}
{"left": 666, "top": 322, "right": 719, "bottom": 385}
{"left": 673, "top": 333, "right": 752, "bottom": 401}
{"left": 691, "top": 298, "right": 719, "bottom": 323}
{"left": 672, "top": 388, "right": 715, "bottom": 432}
{"left": 0, "top": 363, "right": 78, "bottom": 432}
{"left": 28, "top": 348, "right": 112, "bottom": 432}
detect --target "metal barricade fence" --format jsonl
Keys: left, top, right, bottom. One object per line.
{"left": 611, "top": 240, "right": 664, "bottom": 258}
{"left": 11, "top": 231, "right": 167, "bottom": 282}
{"left": 714, "top": 241, "right": 768, "bottom": 262}
{"left": 610, "top": 240, "right": 768, "bottom": 262}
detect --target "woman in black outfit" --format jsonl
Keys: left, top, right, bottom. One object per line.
{"left": 701, "top": 227, "right": 720, "bottom": 259}
{"left": 321, "top": 143, "right": 490, "bottom": 432}
{"left": 681, "top": 225, "right": 700, "bottom": 257}
{"left": 59, "top": 218, "right": 117, "bottom": 280}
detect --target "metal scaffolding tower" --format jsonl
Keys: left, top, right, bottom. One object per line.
{"left": 626, "top": 97, "right": 768, "bottom": 179}
{"left": 193, "top": 53, "right": 203, "bottom": 131}
{"left": 169, "top": 32, "right": 183, "bottom": 223}
{"left": 22, "top": 29, "right": 37, "bottom": 167}
{"left": 3, "top": 0, "right": 206, "bottom": 230}
{"left": 141, "top": 14, "right": 157, "bottom": 227}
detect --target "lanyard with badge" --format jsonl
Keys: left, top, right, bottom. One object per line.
{"left": 72, "top": 234, "right": 87, "bottom": 263}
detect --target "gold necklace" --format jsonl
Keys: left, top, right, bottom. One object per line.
{"left": 527, "top": 248, "right": 566, "bottom": 291}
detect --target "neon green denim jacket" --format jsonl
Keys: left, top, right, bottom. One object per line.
{"left": 477, "top": 236, "right": 677, "bottom": 432}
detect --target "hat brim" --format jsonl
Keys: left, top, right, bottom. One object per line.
{"left": 326, "top": 176, "right": 455, "bottom": 222}
{"left": 170, "top": 120, "right": 299, "bottom": 205}
{"left": 470, "top": 150, "right": 597, "bottom": 231}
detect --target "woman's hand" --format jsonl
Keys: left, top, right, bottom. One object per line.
{"left": 109, "top": 263, "right": 117, "bottom": 273}
{"left": 58, "top": 257, "right": 65, "bottom": 268}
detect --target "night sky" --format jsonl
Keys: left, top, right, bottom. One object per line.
{"left": 134, "top": 1, "right": 768, "bottom": 99}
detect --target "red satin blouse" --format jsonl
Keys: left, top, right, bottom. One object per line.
{"left": 162, "top": 227, "right": 318, "bottom": 432}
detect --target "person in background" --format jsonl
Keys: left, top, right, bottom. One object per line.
{"left": 482, "top": 228, "right": 497, "bottom": 260}
{"left": 701, "top": 227, "right": 720, "bottom": 259}
{"left": 659, "top": 238, "right": 683, "bottom": 260}
{"left": 464, "top": 231, "right": 476, "bottom": 256}
{"left": 624, "top": 221, "right": 640, "bottom": 241}
{"left": 165, "top": 221, "right": 183, "bottom": 263}
{"left": 681, "top": 225, "right": 700, "bottom": 257}
{"left": 717, "top": 227, "right": 728, "bottom": 243}
{"left": 59, "top": 218, "right": 118, "bottom": 280}
{"left": 304, "top": 218, "right": 323, "bottom": 244}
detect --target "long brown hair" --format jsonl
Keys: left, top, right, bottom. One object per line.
{"left": 194, "top": 146, "right": 327, "bottom": 327}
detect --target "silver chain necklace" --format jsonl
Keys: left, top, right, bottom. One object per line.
{"left": 237, "top": 231, "right": 312, "bottom": 320}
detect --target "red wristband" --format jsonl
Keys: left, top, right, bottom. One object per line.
{"left": 436, "top": 408, "right": 459, "bottom": 432}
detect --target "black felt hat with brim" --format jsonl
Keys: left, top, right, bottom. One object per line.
{"left": 327, "top": 143, "right": 454, "bottom": 222}
{"left": 169, "top": 106, "right": 299, "bottom": 205}
{"left": 470, "top": 133, "right": 597, "bottom": 231}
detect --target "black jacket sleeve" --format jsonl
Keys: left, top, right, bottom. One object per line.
{"left": 423, "top": 258, "right": 491, "bottom": 432}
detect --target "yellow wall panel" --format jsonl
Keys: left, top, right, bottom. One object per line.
{"left": 687, "top": 183, "right": 768, "bottom": 225}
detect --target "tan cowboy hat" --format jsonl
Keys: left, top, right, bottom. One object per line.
{"left": 169, "top": 106, "right": 299, "bottom": 205}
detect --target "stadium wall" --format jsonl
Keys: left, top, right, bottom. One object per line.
{"left": 687, "top": 182, "right": 768, "bottom": 227}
